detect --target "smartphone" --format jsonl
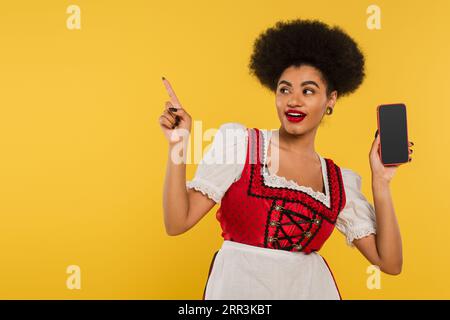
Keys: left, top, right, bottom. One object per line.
{"left": 376, "top": 103, "right": 409, "bottom": 166}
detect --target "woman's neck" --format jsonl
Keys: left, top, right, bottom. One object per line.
{"left": 275, "top": 126, "right": 318, "bottom": 159}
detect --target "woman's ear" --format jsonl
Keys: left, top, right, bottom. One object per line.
{"left": 328, "top": 90, "right": 338, "bottom": 105}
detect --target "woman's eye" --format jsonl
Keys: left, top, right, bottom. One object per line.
{"left": 279, "top": 87, "right": 314, "bottom": 94}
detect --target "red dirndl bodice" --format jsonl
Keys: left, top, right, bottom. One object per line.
{"left": 215, "top": 127, "right": 347, "bottom": 254}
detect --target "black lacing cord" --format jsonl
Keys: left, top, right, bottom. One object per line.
{"left": 271, "top": 206, "right": 320, "bottom": 250}
{"left": 270, "top": 213, "right": 304, "bottom": 247}
{"left": 279, "top": 206, "right": 313, "bottom": 221}
{"left": 278, "top": 220, "right": 309, "bottom": 225}
{"left": 282, "top": 214, "right": 306, "bottom": 231}
{"left": 277, "top": 228, "right": 303, "bottom": 244}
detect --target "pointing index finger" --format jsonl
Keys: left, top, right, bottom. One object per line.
{"left": 162, "top": 77, "right": 182, "bottom": 108}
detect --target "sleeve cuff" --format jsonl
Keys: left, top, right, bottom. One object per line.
{"left": 345, "top": 227, "right": 377, "bottom": 248}
{"left": 186, "top": 178, "right": 222, "bottom": 203}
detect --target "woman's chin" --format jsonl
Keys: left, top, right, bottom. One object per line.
{"left": 284, "top": 121, "right": 303, "bottom": 131}
{"left": 282, "top": 121, "right": 311, "bottom": 136}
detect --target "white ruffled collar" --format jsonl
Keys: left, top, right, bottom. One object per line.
{"left": 260, "top": 129, "right": 331, "bottom": 207}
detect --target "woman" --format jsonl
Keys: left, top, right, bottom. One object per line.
{"left": 159, "top": 19, "right": 413, "bottom": 300}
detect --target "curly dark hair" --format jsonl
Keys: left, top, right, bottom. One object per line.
{"left": 248, "top": 19, "right": 366, "bottom": 99}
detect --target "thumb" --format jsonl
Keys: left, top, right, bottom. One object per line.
{"left": 371, "top": 130, "right": 380, "bottom": 155}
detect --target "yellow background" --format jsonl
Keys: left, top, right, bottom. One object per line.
{"left": 0, "top": 0, "right": 448, "bottom": 299}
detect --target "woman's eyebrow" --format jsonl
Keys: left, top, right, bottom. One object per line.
{"left": 278, "top": 80, "right": 320, "bottom": 89}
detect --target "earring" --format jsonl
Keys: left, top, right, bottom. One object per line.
{"left": 326, "top": 106, "right": 333, "bottom": 115}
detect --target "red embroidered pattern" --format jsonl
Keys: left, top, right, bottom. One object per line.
{"left": 215, "top": 127, "right": 346, "bottom": 254}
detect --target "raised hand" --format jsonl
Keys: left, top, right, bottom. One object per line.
{"left": 159, "top": 77, "right": 192, "bottom": 144}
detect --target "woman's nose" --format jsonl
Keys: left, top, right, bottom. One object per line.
{"left": 287, "top": 93, "right": 303, "bottom": 106}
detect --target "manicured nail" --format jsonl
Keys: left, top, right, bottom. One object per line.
{"left": 375, "top": 130, "right": 379, "bottom": 138}
{"left": 162, "top": 76, "right": 166, "bottom": 80}
{"left": 169, "top": 107, "right": 178, "bottom": 112}
{"left": 411, "top": 142, "right": 414, "bottom": 146}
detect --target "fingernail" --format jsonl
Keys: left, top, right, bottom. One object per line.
{"left": 375, "top": 130, "right": 379, "bottom": 138}
{"left": 169, "top": 107, "right": 178, "bottom": 112}
{"left": 411, "top": 142, "right": 414, "bottom": 146}
{"left": 162, "top": 76, "right": 166, "bottom": 80}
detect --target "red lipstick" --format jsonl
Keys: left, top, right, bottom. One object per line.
{"left": 285, "top": 109, "right": 307, "bottom": 123}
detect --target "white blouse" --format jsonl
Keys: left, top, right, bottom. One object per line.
{"left": 186, "top": 122, "right": 377, "bottom": 248}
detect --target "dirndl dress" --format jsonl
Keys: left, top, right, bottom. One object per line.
{"left": 186, "top": 122, "right": 378, "bottom": 300}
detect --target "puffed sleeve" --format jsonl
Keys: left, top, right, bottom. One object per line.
{"left": 186, "top": 122, "right": 248, "bottom": 204}
{"left": 335, "top": 168, "right": 377, "bottom": 248}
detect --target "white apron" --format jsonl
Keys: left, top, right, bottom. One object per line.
{"left": 204, "top": 240, "right": 342, "bottom": 300}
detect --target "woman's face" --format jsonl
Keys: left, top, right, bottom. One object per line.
{"left": 275, "top": 64, "right": 337, "bottom": 135}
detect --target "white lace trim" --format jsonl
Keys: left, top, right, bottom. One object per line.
{"left": 186, "top": 179, "right": 221, "bottom": 203}
{"left": 260, "top": 129, "right": 331, "bottom": 207}
{"left": 345, "top": 227, "right": 377, "bottom": 248}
